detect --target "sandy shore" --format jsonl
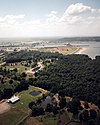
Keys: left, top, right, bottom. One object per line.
{"left": 75, "top": 47, "right": 88, "bottom": 54}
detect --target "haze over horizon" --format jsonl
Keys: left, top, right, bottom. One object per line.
{"left": 0, "top": 0, "right": 100, "bottom": 38}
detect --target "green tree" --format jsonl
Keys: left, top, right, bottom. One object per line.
{"left": 59, "top": 97, "right": 66, "bottom": 109}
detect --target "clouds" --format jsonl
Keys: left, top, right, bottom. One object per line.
{"left": 0, "top": 3, "right": 100, "bottom": 37}
{"left": 0, "top": 15, "right": 25, "bottom": 25}
{"left": 98, "top": 9, "right": 100, "bottom": 12}
{"left": 64, "top": 3, "right": 95, "bottom": 15}
{"left": 47, "top": 3, "right": 100, "bottom": 36}
{"left": 59, "top": 3, "right": 97, "bottom": 24}
{"left": 46, "top": 11, "right": 59, "bottom": 23}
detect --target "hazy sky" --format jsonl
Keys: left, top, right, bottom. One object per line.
{"left": 0, "top": 0, "right": 100, "bottom": 37}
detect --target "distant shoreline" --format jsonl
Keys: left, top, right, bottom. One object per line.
{"left": 38, "top": 46, "right": 81, "bottom": 55}
{"left": 75, "top": 47, "right": 88, "bottom": 54}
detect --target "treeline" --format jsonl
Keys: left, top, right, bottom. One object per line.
{"left": 29, "top": 94, "right": 67, "bottom": 117}
{"left": 0, "top": 50, "right": 61, "bottom": 100}
{"left": 0, "top": 67, "right": 29, "bottom": 99}
{"left": 33, "top": 54, "right": 100, "bottom": 105}
{"left": 5, "top": 50, "right": 61, "bottom": 63}
{"left": 28, "top": 94, "right": 100, "bottom": 125}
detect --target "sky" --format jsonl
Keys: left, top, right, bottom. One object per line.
{"left": 0, "top": 0, "right": 100, "bottom": 37}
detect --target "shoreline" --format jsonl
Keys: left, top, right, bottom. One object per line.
{"left": 38, "top": 46, "right": 82, "bottom": 55}
{"left": 75, "top": 47, "right": 88, "bottom": 54}
{"left": 70, "top": 47, "right": 81, "bottom": 54}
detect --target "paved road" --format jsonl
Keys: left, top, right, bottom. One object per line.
{"left": 26, "top": 62, "right": 44, "bottom": 74}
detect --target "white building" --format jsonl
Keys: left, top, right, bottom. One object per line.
{"left": 7, "top": 96, "right": 20, "bottom": 103}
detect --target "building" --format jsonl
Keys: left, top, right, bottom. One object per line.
{"left": 7, "top": 96, "right": 20, "bottom": 103}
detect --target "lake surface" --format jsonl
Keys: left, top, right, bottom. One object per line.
{"left": 72, "top": 42, "right": 100, "bottom": 59}
{"left": 82, "top": 42, "right": 100, "bottom": 59}
{"left": 29, "top": 90, "right": 41, "bottom": 96}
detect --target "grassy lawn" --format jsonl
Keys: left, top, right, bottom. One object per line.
{"left": 13, "top": 86, "right": 48, "bottom": 109}
{"left": 6, "top": 64, "right": 30, "bottom": 73}
{"left": 41, "top": 110, "right": 70, "bottom": 125}
{"left": 42, "top": 114, "right": 58, "bottom": 125}
{"left": 0, "top": 86, "right": 48, "bottom": 125}
{"left": 6, "top": 63, "right": 33, "bottom": 79}
{"left": 0, "top": 108, "right": 28, "bottom": 125}
{"left": 6, "top": 65, "right": 30, "bottom": 73}
{"left": 0, "top": 86, "right": 73, "bottom": 125}
{"left": 43, "top": 117, "right": 57, "bottom": 125}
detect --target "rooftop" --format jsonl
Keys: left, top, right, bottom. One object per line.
{"left": 7, "top": 96, "right": 20, "bottom": 103}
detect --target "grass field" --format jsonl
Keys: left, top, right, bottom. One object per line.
{"left": 5, "top": 63, "right": 34, "bottom": 79}
{"left": 35, "top": 110, "right": 71, "bottom": 125}
{"left": 6, "top": 64, "right": 30, "bottom": 73}
{"left": 21, "top": 109, "right": 71, "bottom": 125}
{"left": 0, "top": 86, "right": 48, "bottom": 125}
{"left": 42, "top": 114, "right": 58, "bottom": 125}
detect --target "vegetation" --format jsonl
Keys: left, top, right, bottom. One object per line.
{"left": 33, "top": 54, "right": 100, "bottom": 105}
{"left": 0, "top": 50, "right": 100, "bottom": 125}
{"left": 0, "top": 66, "right": 29, "bottom": 99}
{"left": 0, "top": 86, "right": 47, "bottom": 125}
{"left": 1, "top": 50, "right": 100, "bottom": 105}
{"left": 0, "top": 50, "right": 60, "bottom": 100}
{"left": 5, "top": 50, "right": 61, "bottom": 63}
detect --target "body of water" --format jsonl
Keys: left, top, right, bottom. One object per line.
{"left": 29, "top": 90, "right": 41, "bottom": 96}
{"left": 72, "top": 42, "right": 100, "bottom": 59}
{"left": 34, "top": 41, "right": 100, "bottom": 59}
{"left": 0, "top": 38, "right": 100, "bottom": 59}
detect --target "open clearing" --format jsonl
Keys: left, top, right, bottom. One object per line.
{"left": 0, "top": 101, "right": 11, "bottom": 114}
{"left": 0, "top": 86, "right": 48, "bottom": 125}
{"left": 24, "top": 117, "right": 44, "bottom": 125}
{"left": 38, "top": 46, "right": 80, "bottom": 55}
{"left": 6, "top": 64, "right": 30, "bottom": 73}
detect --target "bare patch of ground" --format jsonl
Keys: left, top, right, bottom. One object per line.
{"left": 75, "top": 47, "right": 87, "bottom": 54}
{"left": 38, "top": 46, "right": 80, "bottom": 55}
{"left": 66, "top": 121, "right": 82, "bottom": 125}
{"left": 57, "top": 110, "right": 70, "bottom": 125}
{"left": 0, "top": 100, "right": 11, "bottom": 114}
{"left": 24, "top": 117, "right": 44, "bottom": 125}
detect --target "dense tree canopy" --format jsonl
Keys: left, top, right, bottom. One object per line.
{"left": 1, "top": 50, "right": 100, "bottom": 106}
{"left": 5, "top": 50, "right": 61, "bottom": 63}
{"left": 33, "top": 54, "right": 100, "bottom": 104}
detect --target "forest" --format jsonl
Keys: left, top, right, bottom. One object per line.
{"left": 0, "top": 50, "right": 100, "bottom": 107}
{"left": 5, "top": 50, "right": 61, "bottom": 63}
{"left": 0, "top": 50, "right": 61, "bottom": 100}
{"left": 33, "top": 54, "right": 100, "bottom": 106}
